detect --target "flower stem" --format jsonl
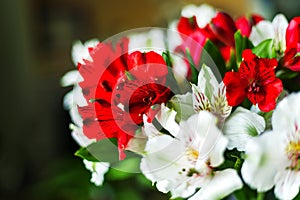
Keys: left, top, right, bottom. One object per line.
{"left": 257, "top": 192, "right": 265, "bottom": 200}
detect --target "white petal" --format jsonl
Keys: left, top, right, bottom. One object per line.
{"left": 61, "top": 70, "right": 80, "bottom": 87}
{"left": 250, "top": 21, "right": 275, "bottom": 46}
{"left": 208, "top": 134, "right": 228, "bottom": 167}
{"left": 272, "top": 13, "right": 288, "bottom": 52}
{"left": 70, "top": 124, "right": 95, "bottom": 147}
{"left": 181, "top": 4, "right": 216, "bottom": 28}
{"left": 169, "top": 93, "right": 195, "bottom": 121}
{"left": 197, "top": 64, "right": 219, "bottom": 101}
{"left": 125, "top": 135, "right": 147, "bottom": 155}
{"left": 128, "top": 29, "right": 165, "bottom": 53}
{"left": 241, "top": 131, "right": 286, "bottom": 192}
{"left": 155, "top": 104, "right": 180, "bottom": 136}
{"left": 142, "top": 114, "right": 161, "bottom": 137}
{"left": 274, "top": 170, "right": 300, "bottom": 200}
{"left": 223, "top": 107, "right": 265, "bottom": 151}
{"left": 71, "top": 39, "right": 99, "bottom": 65}
{"left": 272, "top": 92, "right": 300, "bottom": 136}
{"left": 189, "top": 169, "right": 243, "bottom": 200}
{"left": 83, "top": 160, "right": 110, "bottom": 186}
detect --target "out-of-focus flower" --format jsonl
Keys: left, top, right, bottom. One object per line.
{"left": 235, "top": 14, "right": 264, "bottom": 37}
{"left": 282, "top": 17, "right": 300, "bottom": 71}
{"left": 241, "top": 92, "right": 300, "bottom": 200}
{"left": 83, "top": 160, "right": 110, "bottom": 186}
{"left": 223, "top": 49, "right": 282, "bottom": 112}
{"left": 141, "top": 109, "right": 242, "bottom": 200}
{"left": 249, "top": 14, "right": 288, "bottom": 53}
{"left": 175, "top": 4, "right": 237, "bottom": 65}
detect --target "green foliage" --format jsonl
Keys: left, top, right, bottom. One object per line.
{"left": 75, "top": 138, "right": 119, "bottom": 162}
{"left": 185, "top": 48, "right": 199, "bottom": 84}
{"left": 252, "top": 39, "right": 276, "bottom": 59}
{"left": 234, "top": 30, "right": 254, "bottom": 65}
{"left": 199, "top": 40, "right": 227, "bottom": 78}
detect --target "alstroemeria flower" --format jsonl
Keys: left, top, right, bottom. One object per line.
{"left": 282, "top": 17, "right": 300, "bottom": 71}
{"left": 175, "top": 5, "right": 237, "bottom": 65}
{"left": 191, "top": 64, "right": 231, "bottom": 125}
{"left": 141, "top": 109, "right": 243, "bottom": 200}
{"left": 249, "top": 14, "right": 288, "bottom": 53}
{"left": 78, "top": 39, "right": 172, "bottom": 159}
{"left": 241, "top": 92, "right": 300, "bottom": 200}
{"left": 235, "top": 14, "right": 264, "bottom": 37}
{"left": 223, "top": 49, "right": 283, "bottom": 112}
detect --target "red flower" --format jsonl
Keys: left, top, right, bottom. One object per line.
{"left": 235, "top": 14, "right": 264, "bottom": 37}
{"left": 176, "top": 11, "right": 237, "bottom": 64}
{"left": 78, "top": 40, "right": 172, "bottom": 159}
{"left": 283, "top": 17, "right": 300, "bottom": 71}
{"left": 223, "top": 49, "right": 283, "bottom": 112}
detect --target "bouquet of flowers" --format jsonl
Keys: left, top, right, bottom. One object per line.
{"left": 62, "top": 4, "right": 300, "bottom": 200}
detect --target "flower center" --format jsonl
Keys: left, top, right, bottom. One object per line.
{"left": 286, "top": 140, "right": 300, "bottom": 170}
{"left": 186, "top": 148, "right": 199, "bottom": 163}
{"left": 247, "top": 81, "right": 261, "bottom": 93}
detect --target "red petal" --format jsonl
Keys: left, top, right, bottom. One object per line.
{"left": 258, "top": 78, "right": 283, "bottom": 112}
{"left": 286, "top": 17, "right": 300, "bottom": 49}
{"left": 177, "top": 16, "right": 200, "bottom": 37}
{"left": 235, "top": 16, "right": 251, "bottom": 37}
{"left": 223, "top": 72, "right": 247, "bottom": 106}
{"left": 242, "top": 49, "right": 256, "bottom": 61}
{"left": 210, "top": 12, "right": 237, "bottom": 47}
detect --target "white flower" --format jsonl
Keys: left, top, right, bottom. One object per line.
{"left": 83, "top": 160, "right": 110, "bottom": 186}
{"left": 223, "top": 107, "right": 265, "bottom": 151}
{"left": 191, "top": 64, "right": 231, "bottom": 125}
{"left": 250, "top": 14, "right": 288, "bottom": 53}
{"left": 62, "top": 39, "right": 100, "bottom": 146}
{"left": 128, "top": 29, "right": 166, "bottom": 54}
{"left": 141, "top": 110, "right": 242, "bottom": 199}
{"left": 181, "top": 4, "right": 216, "bottom": 28}
{"left": 71, "top": 39, "right": 99, "bottom": 66}
{"left": 241, "top": 92, "right": 300, "bottom": 200}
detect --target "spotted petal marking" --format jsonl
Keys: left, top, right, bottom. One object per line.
{"left": 211, "top": 82, "right": 232, "bottom": 124}
{"left": 191, "top": 83, "right": 211, "bottom": 112}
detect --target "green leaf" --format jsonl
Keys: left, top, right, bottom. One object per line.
{"left": 75, "top": 138, "right": 119, "bottom": 162}
{"left": 106, "top": 157, "right": 141, "bottom": 180}
{"left": 75, "top": 147, "right": 99, "bottom": 162}
{"left": 252, "top": 39, "right": 276, "bottom": 58}
{"left": 234, "top": 30, "right": 254, "bottom": 64}
{"left": 199, "top": 40, "right": 227, "bottom": 78}
{"left": 276, "top": 69, "right": 300, "bottom": 80}
{"left": 185, "top": 48, "right": 199, "bottom": 84}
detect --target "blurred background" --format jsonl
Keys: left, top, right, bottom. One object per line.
{"left": 0, "top": 0, "right": 299, "bottom": 199}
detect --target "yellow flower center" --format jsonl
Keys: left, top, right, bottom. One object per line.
{"left": 186, "top": 148, "right": 199, "bottom": 163}
{"left": 286, "top": 140, "right": 300, "bottom": 170}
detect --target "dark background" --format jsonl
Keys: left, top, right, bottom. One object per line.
{"left": 0, "top": 0, "right": 299, "bottom": 199}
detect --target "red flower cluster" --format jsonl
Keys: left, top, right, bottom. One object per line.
{"left": 78, "top": 39, "right": 172, "bottom": 159}
{"left": 176, "top": 12, "right": 263, "bottom": 65}
{"left": 283, "top": 17, "right": 300, "bottom": 71}
{"left": 223, "top": 49, "right": 283, "bottom": 112}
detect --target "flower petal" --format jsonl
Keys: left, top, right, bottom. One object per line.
{"left": 274, "top": 170, "right": 300, "bottom": 200}
{"left": 223, "top": 107, "right": 265, "bottom": 151}
{"left": 241, "top": 131, "right": 286, "bottom": 192}
{"left": 223, "top": 72, "right": 247, "bottom": 106}
{"left": 189, "top": 169, "right": 243, "bottom": 200}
